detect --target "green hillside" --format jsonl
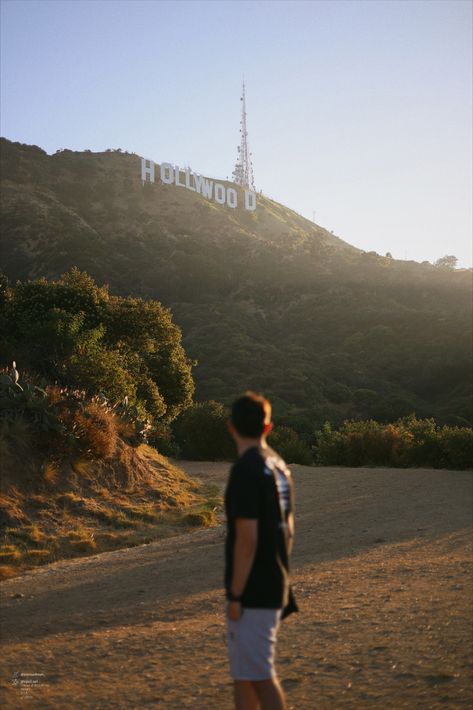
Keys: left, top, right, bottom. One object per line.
{"left": 0, "top": 137, "right": 471, "bottom": 429}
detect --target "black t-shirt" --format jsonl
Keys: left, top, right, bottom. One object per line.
{"left": 224, "top": 444, "right": 295, "bottom": 609}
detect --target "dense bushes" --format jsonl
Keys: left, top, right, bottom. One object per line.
{"left": 173, "top": 403, "right": 313, "bottom": 463}
{"left": 172, "top": 403, "right": 472, "bottom": 469}
{"left": 0, "top": 367, "right": 151, "bottom": 464}
{"left": 173, "top": 400, "right": 234, "bottom": 460}
{"left": 2, "top": 359, "right": 471, "bottom": 470}
{"left": 267, "top": 425, "right": 313, "bottom": 465}
{"left": 315, "top": 416, "right": 473, "bottom": 469}
{"left": 0, "top": 269, "right": 194, "bottom": 433}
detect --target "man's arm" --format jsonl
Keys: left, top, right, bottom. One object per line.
{"left": 287, "top": 511, "right": 295, "bottom": 555}
{"left": 228, "top": 518, "right": 257, "bottom": 620}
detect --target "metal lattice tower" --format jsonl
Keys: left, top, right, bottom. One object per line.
{"left": 232, "top": 81, "right": 255, "bottom": 191}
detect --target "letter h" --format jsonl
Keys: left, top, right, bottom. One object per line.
{"left": 141, "top": 157, "right": 155, "bottom": 184}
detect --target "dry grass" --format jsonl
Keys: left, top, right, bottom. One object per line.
{"left": 0, "top": 492, "right": 29, "bottom": 528}
{"left": 42, "top": 461, "right": 59, "bottom": 484}
{"left": 0, "top": 546, "right": 22, "bottom": 563}
{"left": 0, "top": 443, "right": 219, "bottom": 579}
{"left": 0, "top": 564, "right": 16, "bottom": 578}
{"left": 67, "top": 538, "right": 97, "bottom": 553}
{"left": 72, "top": 403, "right": 118, "bottom": 459}
{"left": 71, "top": 458, "right": 94, "bottom": 477}
{"left": 117, "top": 503, "right": 158, "bottom": 522}
{"left": 184, "top": 509, "right": 217, "bottom": 527}
{"left": 23, "top": 549, "right": 52, "bottom": 561}
{"left": 15, "top": 523, "right": 45, "bottom": 544}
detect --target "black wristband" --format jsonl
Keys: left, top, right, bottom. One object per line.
{"left": 227, "top": 591, "right": 242, "bottom": 602}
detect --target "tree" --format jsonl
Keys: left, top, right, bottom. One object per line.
{"left": 103, "top": 295, "right": 194, "bottom": 421}
{"left": 434, "top": 255, "right": 458, "bottom": 269}
{"left": 0, "top": 269, "right": 194, "bottom": 425}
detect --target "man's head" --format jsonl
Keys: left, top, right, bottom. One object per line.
{"left": 229, "top": 391, "right": 272, "bottom": 441}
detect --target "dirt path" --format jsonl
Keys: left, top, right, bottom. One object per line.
{"left": 1, "top": 464, "right": 472, "bottom": 709}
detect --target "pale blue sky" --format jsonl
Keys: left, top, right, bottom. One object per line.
{"left": 1, "top": 0, "right": 471, "bottom": 266}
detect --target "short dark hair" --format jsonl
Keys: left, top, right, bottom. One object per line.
{"left": 231, "top": 391, "right": 272, "bottom": 437}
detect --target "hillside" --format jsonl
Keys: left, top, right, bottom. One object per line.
{"left": 0, "top": 137, "right": 471, "bottom": 429}
{"left": 0, "top": 423, "right": 217, "bottom": 580}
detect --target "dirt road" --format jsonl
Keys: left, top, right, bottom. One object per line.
{"left": 1, "top": 464, "right": 472, "bottom": 709}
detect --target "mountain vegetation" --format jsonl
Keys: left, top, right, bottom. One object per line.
{"left": 0, "top": 266, "right": 194, "bottom": 430}
{"left": 1, "top": 137, "right": 471, "bottom": 439}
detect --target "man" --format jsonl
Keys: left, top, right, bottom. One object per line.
{"left": 225, "top": 391, "right": 296, "bottom": 710}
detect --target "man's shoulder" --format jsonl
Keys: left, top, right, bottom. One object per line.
{"left": 261, "top": 446, "right": 292, "bottom": 478}
{"left": 230, "top": 445, "right": 293, "bottom": 481}
{"left": 231, "top": 447, "right": 265, "bottom": 476}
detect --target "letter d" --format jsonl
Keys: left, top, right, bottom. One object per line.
{"left": 244, "top": 190, "right": 256, "bottom": 211}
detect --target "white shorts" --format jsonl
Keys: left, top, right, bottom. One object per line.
{"left": 226, "top": 607, "right": 282, "bottom": 681}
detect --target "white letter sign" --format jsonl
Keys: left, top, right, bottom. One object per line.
{"left": 244, "top": 190, "right": 257, "bottom": 211}
{"left": 214, "top": 183, "right": 226, "bottom": 205}
{"left": 141, "top": 157, "right": 257, "bottom": 211}
{"left": 160, "top": 163, "right": 174, "bottom": 184}
{"left": 226, "top": 187, "right": 237, "bottom": 208}
{"left": 141, "top": 158, "right": 155, "bottom": 184}
{"left": 185, "top": 168, "right": 195, "bottom": 192}
{"left": 193, "top": 173, "right": 204, "bottom": 195}
{"left": 202, "top": 178, "right": 213, "bottom": 200}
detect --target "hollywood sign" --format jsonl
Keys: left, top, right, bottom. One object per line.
{"left": 140, "top": 157, "right": 257, "bottom": 211}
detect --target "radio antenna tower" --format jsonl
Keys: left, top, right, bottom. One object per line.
{"left": 232, "top": 80, "right": 255, "bottom": 191}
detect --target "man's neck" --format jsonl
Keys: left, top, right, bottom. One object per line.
{"left": 236, "top": 436, "right": 266, "bottom": 457}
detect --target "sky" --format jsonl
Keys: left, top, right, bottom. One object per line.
{"left": 1, "top": 0, "right": 472, "bottom": 266}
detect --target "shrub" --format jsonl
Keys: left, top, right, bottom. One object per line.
{"left": 67, "top": 346, "right": 136, "bottom": 404}
{"left": 72, "top": 401, "right": 118, "bottom": 459}
{"left": 0, "top": 371, "right": 63, "bottom": 434}
{"left": 0, "top": 367, "right": 151, "bottom": 469}
{"left": 439, "top": 426, "right": 473, "bottom": 469}
{"left": 0, "top": 268, "right": 195, "bottom": 428}
{"left": 268, "top": 425, "right": 313, "bottom": 465}
{"left": 315, "top": 416, "right": 473, "bottom": 470}
{"left": 148, "top": 421, "right": 181, "bottom": 457}
{"left": 174, "top": 400, "right": 234, "bottom": 460}
{"left": 395, "top": 416, "right": 441, "bottom": 467}
{"left": 314, "top": 420, "right": 405, "bottom": 466}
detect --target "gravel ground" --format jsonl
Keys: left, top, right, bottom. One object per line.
{"left": 1, "top": 464, "right": 471, "bottom": 709}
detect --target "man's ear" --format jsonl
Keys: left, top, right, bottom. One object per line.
{"left": 263, "top": 422, "right": 273, "bottom": 435}
{"left": 227, "top": 419, "right": 235, "bottom": 436}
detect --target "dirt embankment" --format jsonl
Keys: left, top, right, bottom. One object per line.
{"left": 1, "top": 464, "right": 472, "bottom": 709}
{"left": 0, "top": 444, "right": 218, "bottom": 580}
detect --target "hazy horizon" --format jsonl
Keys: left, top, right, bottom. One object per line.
{"left": 1, "top": 0, "right": 471, "bottom": 266}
